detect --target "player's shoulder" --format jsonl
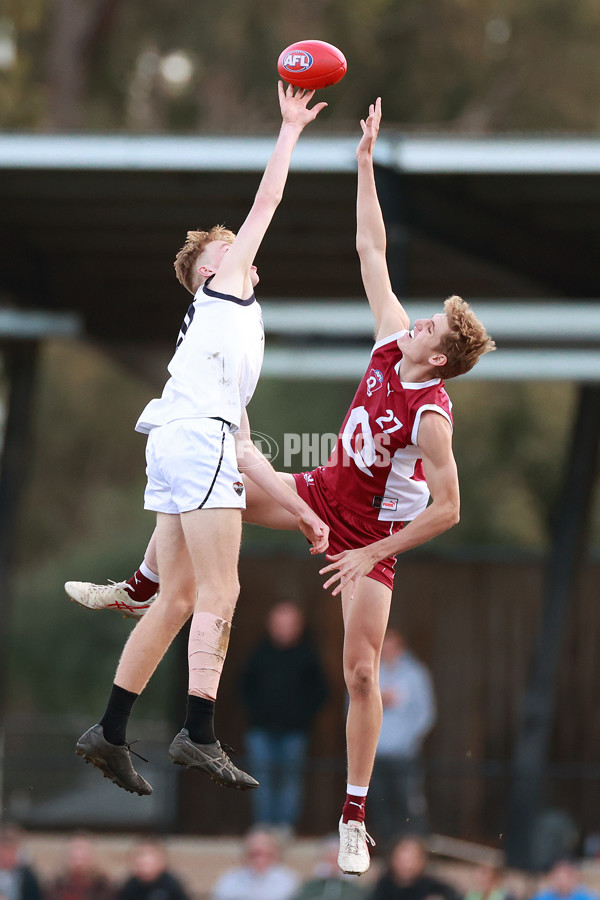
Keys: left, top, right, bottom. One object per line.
{"left": 408, "top": 383, "right": 454, "bottom": 446}
{"left": 371, "top": 329, "right": 408, "bottom": 357}
{"left": 411, "top": 379, "right": 452, "bottom": 410}
{"left": 430, "top": 381, "right": 452, "bottom": 410}
{"left": 196, "top": 278, "right": 257, "bottom": 308}
{"left": 369, "top": 331, "right": 406, "bottom": 375}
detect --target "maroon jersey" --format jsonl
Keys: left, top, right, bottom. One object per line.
{"left": 321, "top": 330, "right": 453, "bottom": 523}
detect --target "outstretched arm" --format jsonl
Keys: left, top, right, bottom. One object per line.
{"left": 211, "top": 83, "right": 327, "bottom": 298}
{"left": 356, "top": 98, "right": 410, "bottom": 340}
{"left": 319, "top": 412, "right": 459, "bottom": 597}
{"left": 234, "top": 410, "right": 329, "bottom": 555}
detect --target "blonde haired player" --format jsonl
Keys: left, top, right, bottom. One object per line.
{"left": 68, "top": 99, "right": 493, "bottom": 871}
{"left": 74, "top": 83, "right": 329, "bottom": 797}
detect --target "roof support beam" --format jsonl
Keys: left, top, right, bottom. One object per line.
{"left": 507, "top": 385, "right": 600, "bottom": 869}
{"left": 0, "top": 340, "right": 40, "bottom": 805}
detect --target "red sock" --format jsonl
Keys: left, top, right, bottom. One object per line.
{"left": 342, "top": 793, "right": 367, "bottom": 824}
{"left": 125, "top": 568, "right": 159, "bottom": 603}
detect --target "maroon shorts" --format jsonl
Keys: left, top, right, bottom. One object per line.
{"left": 293, "top": 468, "right": 404, "bottom": 591}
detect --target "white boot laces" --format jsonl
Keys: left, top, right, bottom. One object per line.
{"left": 344, "top": 821, "right": 375, "bottom": 854}
{"left": 107, "top": 579, "right": 134, "bottom": 595}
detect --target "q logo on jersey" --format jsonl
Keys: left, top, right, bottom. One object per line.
{"left": 366, "top": 368, "right": 383, "bottom": 397}
{"left": 282, "top": 51, "right": 314, "bottom": 73}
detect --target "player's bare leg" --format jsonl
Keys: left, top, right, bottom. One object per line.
{"left": 243, "top": 471, "right": 300, "bottom": 529}
{"left": 76, "top": 513, "right": 197, "bottom": 794}
{"left": 77, "top": 508, "right": 255, "bottom": 792}
{"left": 343, "top": 577, "right": 392, "bottom": 785}
{"left": 337, "top": 577, "right": 391, "bottom": 875}
{"left": 112, "top": 512, "right": 197, "bottom": 693}
{"left": 143, "top": 531, "right": 159, "bottom": 575}
{"left": 163, "top": 506, "right": 258, "bottom": 789}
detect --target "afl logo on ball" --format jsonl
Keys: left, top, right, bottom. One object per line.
{"left": 233, "top": 481, "right": 244, "bottom": 496}
{"left": 282, "top": 51, "right": 313, "bottom": 73}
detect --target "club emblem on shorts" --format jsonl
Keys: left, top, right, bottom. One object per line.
{"left": 233, "top": 481, "right": 244, "bottom": 496}
{"left": 282, "top": 51, "right": 313, "bottom": 73}
{"left": 366, "top": 368, "right": 384, "bottom": 397}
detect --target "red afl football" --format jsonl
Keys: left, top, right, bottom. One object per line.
{"left": 277, "top": 40, "right": 347, "bottom": 90}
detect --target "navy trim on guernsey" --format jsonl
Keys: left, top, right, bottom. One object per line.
{"left": 176, "top": 277, "right": 254, "bottom": 348}
{"left": 197, "top": 421, "right": 226, "bottom": 509}
{"left": 173, "top": 274, "right": 245, "bottom": 506}
{"left": 176, "top": 302, "right": 195, "bottom": 348}
{"left": 203, "top": 281, "right": 256, "bottom": 307}
{"left": 209, "top": 416, "right": 233, "bottom": 429}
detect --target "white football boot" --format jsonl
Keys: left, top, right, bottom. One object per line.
{"left": 338, "top": 817, "right": 375, "bottom": 875}
{"left": 65, "top": 580, "right": 156, "bottom": 619}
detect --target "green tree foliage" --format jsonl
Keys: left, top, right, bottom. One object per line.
{"left": 5, "top": 340, "right": 165, "bottom": 715}
{"left": 445, "top": 380, "right": 577, "bottom": 549}
{"left": 14, "top": 340, "right": 150, "bottom": 564}
{"left": 2, "top": 0, "right": 600, "bottom": 131}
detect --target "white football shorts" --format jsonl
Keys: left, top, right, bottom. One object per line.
{"left": 143, "top": 417, "right": 246, "bottom": 514}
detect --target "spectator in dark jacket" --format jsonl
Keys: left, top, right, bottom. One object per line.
{"left": 371, "top": 837, "right": 462, "bottom": 900}
{"left": 117, "top": 840, "right": 189, "bottom": 900}
{"left": 241, "top": 601, "right": 329, "bottom": 832}
{"left": 0, "top": 825, "right": 42, "bottom": 900}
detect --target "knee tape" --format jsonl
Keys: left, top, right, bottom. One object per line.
{"left": 188, "top": 612, "right": 231, "bottom": 700}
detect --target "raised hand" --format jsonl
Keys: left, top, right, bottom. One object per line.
{"left": 278, "top": 81, "right": 328, "bottom": 128}
{"left": 356, "top": 96, "right": 382, "bottom": 160}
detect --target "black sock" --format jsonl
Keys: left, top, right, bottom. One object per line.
{"left": 99, "top": 684, "right": 138, "bottom": 745}
{"left": 184, "top": 695, "right": 216, "bottom": 744}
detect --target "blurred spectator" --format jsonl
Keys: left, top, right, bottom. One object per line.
{"left": 582, "top": 834, "right": 600, "bottom": 859}
{"left": 241, "top": 601, "right": 329, "bottom": 831}
{"left": 370, "top": 629, "right": 436, "bottom": 842}
{"left": 118, "top": 840, "right": 190, "bottom": 900}
{"left": 0, "top": 824, "right": 42, "bottom": 900}
{"left": 530, "top": 858, "right": 599, "bottom": 900}
{"left": 210, "top": 827, "right": 300, "bottom": 900}
{"left": 293, "top": 834, "right": 365, "bottom": 900}
{"left": 370, "top": 836, "right": 461, "bottom": 900}
{"left": 530, "top": 812, "right": 579, "bottom": 874}
{"left": 464, "top": 864, "right": 515, "bottom": 900}
{"left": 47, "top": 834, "right": 115, "bottom": 900}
